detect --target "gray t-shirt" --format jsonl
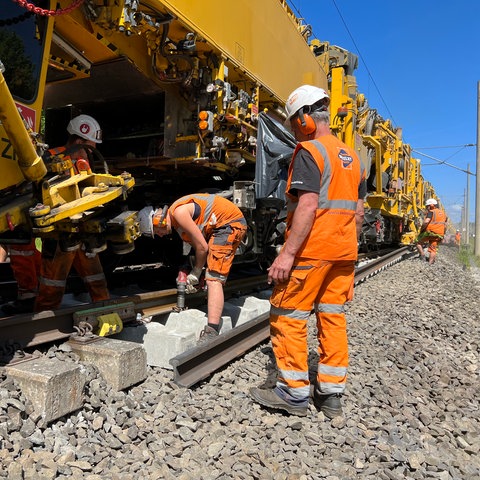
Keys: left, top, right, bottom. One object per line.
{"left": 289, "top": 148, "right": 367, "bottom": 199}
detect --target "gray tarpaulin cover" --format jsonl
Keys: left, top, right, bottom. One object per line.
{"left": 255, "top": 112, "right": 297, "bottom": 200}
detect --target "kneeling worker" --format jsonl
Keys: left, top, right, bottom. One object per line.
{"left": 152, "top": 194, "right": 247, "bottom": 343}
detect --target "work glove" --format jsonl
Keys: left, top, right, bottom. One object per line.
{"left": 187, "top": 267, "right": 202, "bottom": 285}
{"left": 185, "top": 283, "right": 198, "bottom": 294}
{"left": 185, "top": 267, "right": 202, "bottom": 294}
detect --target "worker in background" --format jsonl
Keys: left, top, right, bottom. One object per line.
{"left": 250, "top": 85, "right": 366, "bottom": 418}
{"left": 455, "top": 229, "right": 461, "bottom": 248}
{"left": 415, "top": 198, "right": 447, "bottom": 265}
{"left": 34, "top": 115, "right": 109, "bottom": 312}
{"left": 0, "top": 239, "right": 41, "bottom": 315}
{"left": 152, "top": 193, "right": 247, "bottom": 344}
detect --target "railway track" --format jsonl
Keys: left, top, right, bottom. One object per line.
{"left": 0, "top": 246, "right": 415, "bottom": 385}
{"left": 171, "top": 245, "right": 415, "bottom": 387}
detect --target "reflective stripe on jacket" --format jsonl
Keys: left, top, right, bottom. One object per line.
{"left": 170, "top": 194, "right": 246, "bottom": 243}
{"left": 426, "top": 208, "right": 447, "bottom": 236}
{"left": 286, "top": 135, "right": 365, "bottom": 261}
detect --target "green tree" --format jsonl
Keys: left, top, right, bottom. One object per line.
{"left": 0, "top": 30, "right": 35, "bottom": 100}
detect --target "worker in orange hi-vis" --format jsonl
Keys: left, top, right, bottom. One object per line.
{"left": 151, "top": 193, "right": 247, "bottom": 344}
{"left": 416, "top": 198, "right": 448, "bottom": 265}
{"left": 454, "top": 229, "right": 461, "bottom": 248}
{"left": 1, "top": 239, "right": 41, "bottom": 315}
{"left": 249, "top": 85, "right": 367, "bottom": 419}
{"left": 34, "top": 115, "right": 109, "bottom": 312}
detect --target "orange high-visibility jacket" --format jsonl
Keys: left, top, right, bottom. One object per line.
{"left": 285, "top": 135, "right": 365, "bottom": 261}
{"left": 170, "top": 194, "right": 245, "bottom": 243}
{"left": 46, "top": 146, "right": 91, "bottom": 174}
{"left": 426, "top": 208, "right": 447, "bottom": 236}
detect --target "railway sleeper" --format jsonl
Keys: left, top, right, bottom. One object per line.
{"left": 112, "top": 293, "right": 272, "bottom": 370}
{"left": 2, "top": 292, "right": 270, "bottom": 424}
{"left": 4, "top": 337, "right": 147, "bottom": 425}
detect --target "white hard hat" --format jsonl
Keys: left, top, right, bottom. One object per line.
{"left": 425, "top": 198, "right": 438, "bottom": 206}
{"left": 137, "top": 206, "right": 155, "bottom": 237}
{"left": 67, "top": 114, "right": 102, "bottom": 143}
{"left": 285, "top": 85, "right": 330, "bottom": 121}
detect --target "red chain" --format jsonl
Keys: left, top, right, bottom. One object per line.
{"left": 12, "top": 0, "right": 85, "bottom": 17}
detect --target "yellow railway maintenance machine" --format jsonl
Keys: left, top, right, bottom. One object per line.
{"left": 0, "top": 0, "right": 138, "bottom": 254}
{"left": 1, "top": 0, "right": 440, "bottom": 260}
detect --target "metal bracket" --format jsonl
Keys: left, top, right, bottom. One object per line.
{"left": 73, "top": 302, "right": 136, "bottom": 331}
{"left": 69, "top": 321, "right": 100, "bottom": 344}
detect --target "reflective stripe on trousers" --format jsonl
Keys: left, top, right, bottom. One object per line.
{"left": 8, "top": 240, "right": 41, "bottom": 299}
{"left": 269, "top": 259, "right": 355, "bottom": 400}
{"left": 35, "top": 247, "right": 109, "bottom": 312}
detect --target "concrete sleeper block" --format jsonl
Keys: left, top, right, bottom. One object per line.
{"left": 5, "top": 356, "right": 86, "bottom": 425}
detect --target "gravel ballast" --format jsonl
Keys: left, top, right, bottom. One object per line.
{"left": 0, "top": 246, "right": 478, "bottom": 479}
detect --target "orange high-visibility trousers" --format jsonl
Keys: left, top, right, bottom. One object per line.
{"left": 35, "top": 245, "right": 109, "bottom": 312}
{"left": 8, "top": 240, "right": 41, "bottom": 300}
{"left": 205, "top": 220, "right": 247, "bottom": 284}
{"left": 269, "top": 259, "right": 355, "bottom": 404}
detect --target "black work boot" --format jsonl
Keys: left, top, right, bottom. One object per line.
{"left": 250, "top": 387, "right": 308, "bottom": 417}
{"left": 313, "top": 392, "right": 343, "bottom": 419}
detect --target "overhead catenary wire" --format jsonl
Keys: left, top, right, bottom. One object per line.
{"left": 414, "top": 144, "right": 476, "bottom": 150}
{"left": 288, "top": 0, "right": 397, "bottom": 125}
{"left": 416, "top": 144, "right": 474, "bottom": 168}
{"left": 412, "top": 149, "right": 475, "bottom": 176}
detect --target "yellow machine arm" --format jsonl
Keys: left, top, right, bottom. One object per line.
{"left": 0, "top": 68, "right": 47, "bottom": 184}
{"left": 0, "top": 64, "right": 138, "bottom": 252}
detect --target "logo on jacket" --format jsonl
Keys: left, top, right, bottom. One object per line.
{"left": 338, "top": 148, "right": 353, "bottom": 169}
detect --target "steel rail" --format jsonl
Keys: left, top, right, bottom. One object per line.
{"left": 0, "top": 276, "right": 269, "bottom": 349}
{"left": 1, "top": 249, "right": 411, "bottom": 377}
{"left": 354, "top": 246, "right": 414, "bottom": 285}
{"left": 170, "top": 247, "right": 414, "bottom": 387}
{"left": 170, "top": 312, "right": 270, "bottom": 388}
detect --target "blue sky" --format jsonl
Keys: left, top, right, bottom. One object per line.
{"left": 287, "top": 0, "right": 480, "bottom": 224}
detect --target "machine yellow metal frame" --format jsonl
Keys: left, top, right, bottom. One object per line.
{"left": 0, "top": 2, "right": 139, "bottom": 251}
{"left": 0, "top": 0, "right": 441, "bottom": 255}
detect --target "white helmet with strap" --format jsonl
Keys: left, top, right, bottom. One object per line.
{"left": 284, "top": 85, "right": 330, "bottom": 122}
{"left": 425, "top": 198, "right": 438, "bottom": 206}
{"left": 67, "top": 115, "right": 102, "bottom": 143}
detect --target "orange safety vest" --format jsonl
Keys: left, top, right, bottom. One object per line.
{"left": 426, "top": 208, "right": 447, "bottom": 236}
{"left": 170, "top": 194, "right": 245, "bottom": 243}
{"left": 285, "top": 135, "right": 365, "bottom": 261}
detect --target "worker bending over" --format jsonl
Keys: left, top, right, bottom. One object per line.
{"left": 416, "top": 198, "right": 447, "bottom": 265}
{"left": 152, "top": 194, "right": 247, "bottom": 343}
